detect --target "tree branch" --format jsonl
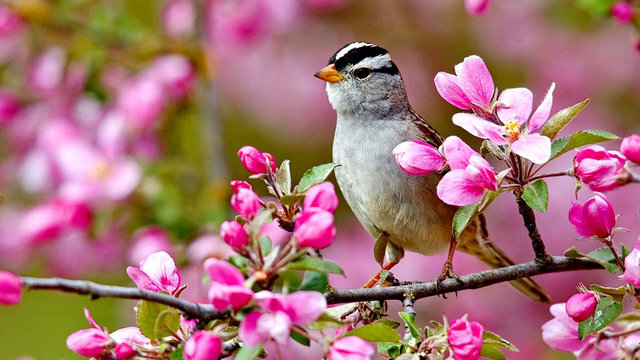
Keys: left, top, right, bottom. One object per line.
{"left": 325, "top": 256, "right": 602, "bottom": 304}
{"left": 20, "top": 277, "right": 228, "bottom": 322}
{"left": 515, "top": 193, "right": 551, "bottom": 262}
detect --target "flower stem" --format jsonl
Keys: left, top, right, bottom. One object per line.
{"left": 525, "top": 170, "right": 571, "bottom": 184}
{"left": 603, "top": 237, "right": 626, "bottom": 272}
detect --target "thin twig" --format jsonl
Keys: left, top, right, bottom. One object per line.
{"left": 515, "top": 192, "right": 551, "bottom": 262}
{"left": 525, "top": 171, "right": 570, "bottom": 184}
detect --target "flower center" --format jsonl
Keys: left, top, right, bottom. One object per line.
{"left": 91, "top": 161, "right": 110, "bottom": 180}
{"left": 504, "top": 119, "right": 521, "bottom": 142}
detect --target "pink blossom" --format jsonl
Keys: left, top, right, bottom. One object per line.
{"left": 623, "top": 237, "right": 640, "bottom": 286}
{"left": 620, "top": 134, "right": 640, "bottom": 164}
{"left": 328, "top": 336, "right": 375, "bottom": 360}
{"left": 126, "top": 251, "right": 181, "bottom": 294}
{"left": 203, "top": 258, "right": 253, "bottom": 311}
{"left": 237, "top": 145, "right": 277, "bottom": 174}
{"left": 448, "top": 318, "right": 484, "bottom": 360}
{"left": 0, "top": 5, "right": 23, "bottom": 36}
{"left": 186, "top": 233, "right": 231, "bottom": 264}
{"left": 574, "top": 145, "right": 627, "bottom": 192}
{"left": 114, "top": 342, "right": 136, "bottom": 360}
{"left": 294, "top": 208, "right": 336, "bottom": 249}
{"left": 392, "top": 140, "right": 446, "bottom": 176}
{"left": 260, "top": 220, "right": 290, "bottom": 246}
{"left": 231, "top": 188, "right": 261, "bottom": 218}
{"left": 0, "top": 89, "right": 20, "bottom": 125}
{"left": 464, "top": 0, "right": 491, "bottom": 15}
{"left": 18, "top": 198, "right": 92, "bottom": 246}
{"left": 117, "top": 75, "right": 167, "bottom": 130}
{"left": 575, "top": 337, "right": 621, "bottom": 360}
{"left": 162, "top": 0, "right": 196, "bottom": 39}
{"left": 109, "top": 326, "right": 150, "bottom": 346}
{"left": 453, "top": 84, "right": 555, "bottom": 164}
{"left": 220, "top": 221, "right": 249, "bottom": 249}
{"left": 0, "top": 270, "right": 22, "bottom": 305}
{"left": 239, "top": 290, "right": 326, "bottom": 347}
{"left": 568, "top": 192, "right": 616, "bottom": 238}
{"left": 541, "top": 303, "right": 588, "bottom": 352}
{"left": 565, "top": 293, "right": 597, "bottom": 322}
{"left": 436, "top": 136, "right": 497, "bottom": 206}
{"left": 66, "top": 309, "right": 111, "bottom": 357}
{"left": 231, "top": 180, "right": 253, "bottom": 192}
{"left": 128, "top": 225, "right": 174, "bottom": 266}
{"left": 303, "top": 182, "right": 339, "bottom": 213}
{"left": 183, "top": 330, "right": 223, "bottom": 360}
{"left": 149, "top": 55, "right": 196, "bottom": 99}
{"left": 434, "top": 55, "right": 494, "bottom": 114}
{"left": 611, "top": 1, "right": 634, "bottom": 23}
{"left": 28, "top": 47, "right": 66, "bottom": 94}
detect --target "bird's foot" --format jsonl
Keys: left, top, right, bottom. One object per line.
{"left": 435, "top": 260, "right": 462, "bottom": 299}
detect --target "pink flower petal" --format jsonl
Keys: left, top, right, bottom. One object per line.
{"left": 442, "top": 136, "right": 481, "bottom": 170}
{"left": 511, "top": 133, "right": 551, "bottom": 164}
{"left": 454, "top": 55, "right": 494, "bottom": 109}
{"left": 568, "top": 202, "right": 590, "bottom": 238}
{"left": 452, "top": 113, "right": 507, "bottom": 145}
{"left": 66, "top": 328, "right": 109, "bottom": 357}
{"left": 140, "top": 251, "right": 181, "bottom": 294}
{"left": 281, "top": 291, "right": 327, "bottom": 326}
{"left": 497, "top": 88, "right": 533, "bottom": 125}
{"left": 239, "top": 311, "right": 269, "bottom": 348}
{"left": 541, "top": 304, "right": 586, "bottom": 352}
{"left": 126, "top": 267, "right": 162, "bottom": 292}
{"left": 257, "top": 311, "right": 292, "bottom": 345}
{"left": 437, "top": 170, "right": 486, "bottom": 206}
{"left": 110, "top": 327, "right": 150, "bottom": 346}
{"left": 393, "top": 140, "right": 446, "bottom": 176}
{"left": 527, "top": 83, "right": 555, "bottom": 133}
{"left": 623, "top": 266, "right": 640, "bottom": 287}
{"left": 203, "top": 258, "right": 245, "bottom": 286}
{"left": 434, "top": 72, "right": 472, "bottom": 110}
{"left": 103, "top": 158, "right": 141, "bottom": 201}
{"left": 84, "top": 308, "right": 101, "bottom": 330}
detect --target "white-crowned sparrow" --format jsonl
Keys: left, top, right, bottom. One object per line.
{"left": 315, "top": 42, "right": 549, "bottom": 302}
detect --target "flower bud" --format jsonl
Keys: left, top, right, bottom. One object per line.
{"left": 611, "top": 1, "right": 634, "bottom": 23}
{"left": 624, "top": 238, "right": 640, "bottom": 286}
{"left": 149, "top": 55, "right": 195, "bottom": 100}
{"left": 328, "top": 336, "right": 374, "bottom": 360}
{"left": 237, "top": 146, "right": 277, "bottom": 174}
{"left": 392, "top": 140, "right": 446, "bottom": 176}
{"left": 620, "top": 134, "right": 640, "bottom": 164}
{"left": 204, "top": 258, "right": 253, "bottom": 311}
{"left": 220, "top": 221, "right": 249, "bottom": 249}
{"left": 568, "top": 192, "right": 616, "bottom": 238}
{"left": 114, "top": 342, "right": 137, "bottom": 360}
{"left": 574, "top": 145, "right": 627, "bottom": 192}
{"left": 447, "top": 318, "right": 484, "bottom": 360}
{"left": 465, "top": 0, "right": 490, "bottom": 16}
{"left": 294, "top": 208, "right": 336, "bottom": 249}
{"left": 230, "top": 180, "right": 252, "bottom": 192}
{"left": 66, "top": 328, "right": 110, "bottom": 357}
{"left": 0, "top": 270, "right": 22, "bottom": 305}
{"left": 303, "top": 182, "right": 339, "bottom": 213}
{"left": 565, "top": 293, "right": 597, "bottom": 322}
{"left": 231, "top": 188, "right": 261, "bottom": 218}
{"left": 183, "top": 331, "right": 222, "bottom": 360}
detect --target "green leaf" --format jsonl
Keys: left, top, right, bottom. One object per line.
{"left": 398, "top": 312, "right": 421, "bottom": 339}
{"left": 168, "top": 348, "right": 183, "bottom": 360}
{"left": 290, "top": 327, "right": 311, "bottom": 346}
{"left": 286, "top": 257, "right": 344, "bottom": 275}
{"left": 587, "top": 247, "right": 621, "bottom": 274}
{"left": 235, "top": 344, "right": 263, "bottom": 360}
{"left": 307, "top": 312, "right": 345, "bottom": 330}
{"left": 378, "top": 342, "right": 403, "bottom": 358}
{"left": 521, "top": 179, "right": 548, "bottom": 212}
{"left": 616, "top": 312, "right": 640, "bottom": 327}
{"left": 136, "top": 300, "right": 180, "bottom": 340}
{"left": 575, "top": 0, "right": 618, "bottom": 17}
{"left": 277, "top": 159, "right": 292, "bottom": 195}
{"left": 550, "top": 129, "right": 619, "bottom": 160}
{"left": 228, "top": 255, "right": 251, "bottom": 269}
{"left": 452, "top": 190, "right": 501, "bottom": 237}
{"left": 343, "top": 323, "right": 401, "bottom": 343}
{"left": 578, "top": 296, "right": 622, "bottom": 339}
{"left": 564, "top": 246, "right": 587, "bottom": 258}
{"left": 481, "top": 345, "right": 507, "bottom": 360}
{"left": 622, "top": 245, "right": 631, "bottom": 262}
{"left": 279, "top": 194, "right": 305, "bottom": 206}
{"left": 297, "top": 163, "right": 340, "bottom": 192}
{"left": 541, "top": 99, "right": 590, "bottom": 140}
{"left": 373, "top": 233, "right": 388, "bottom": 267}
{"left": 590, "top": 284, "right": 626, "bottom": 304}
{"left": 259, "top": 236, "right": 272, "bottom": 256}
{"left": 298, "top": 271, "right": 328, "bottom": 292}
{"left": 483, "top": 331, "right": 519, "bottom": 351}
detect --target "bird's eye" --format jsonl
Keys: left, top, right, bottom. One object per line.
{"left": 354, "top": 67, "right": 371, "bottom": 79}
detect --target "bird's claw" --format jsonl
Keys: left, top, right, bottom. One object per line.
{"left": 434, "top": 260, "right": 462, "bottom": 299}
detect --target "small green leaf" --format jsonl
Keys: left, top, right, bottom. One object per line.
{"left": 483, "top": 331, "right": 519, "bottom": 351}
{"left": 307, "top": 312, "right": 345, "bottom": 330}
{"left": 521, "top": 179, "right": 549, "bottom": 212}
{"left": 247, "top": 209, "right": 274, "bottom": 239}
{"left": 168, "top": 348, "right": 183, "bottom": 360}
{"left": 373, "top": 233, "right": 388, "bottom": 267}
{"left": 578, "top": 296, "right": 622, "bottom": 339}
{"left": 575, "top": 0, "right": 618, "bottom": 17}
{"left": 378, "top": 342, "right": 403, "bottom": 358}
{"left": 376, "top": 319, "right": 401, "bottom": 329}
{"left": 587, "top": 247, "right": 621, "bottom": 274}
{"left": 343, "top": 323, "right": 401, "bottom": 343}
{"left": 298, "top": 271, "right": 328, "bottom": 292}
{"left": 550, "top": 129, "right": 619, "bottom": 160}
{"left": 136, "top": 300, "right": 180, "bottom": 340}
{"left": 481, "top": 345, "right": 507, "bottom": 360}
{"left": 621, "top": 245, "right": 631, "bottom": 262}
{"left": 297, "top": 163, "right": 340, "bottom": 192}
{"left": 286, "top": 257, "right": 344, "bottom": 275}
{"left": 616, "top": 312, "right": 640, "bottom": 327}
{"left": 259, "top": 236, "right": 272, "bottom": 256}
{"left": 279, "top": 194, "right": 306, "bottom": 206}
{"left": 398, "top": 312, "right": 421, "bottom": 339}
{"left": 452, "top": 190, "right": 501, "bottom": 237}
{"left": 590, "top": 284, "right": 626, "bottom": 303}
{"left": 276, "top": 159, "right": 292, "bottom": 195}
{"left": 235, "top": 344, "right": 263, "bottom": 360}
{"left": 290, "top": 326, "right": 311, "bottom": 346}
{"left": 564, "top": 246, "right": 587, "bottom": 258}
{"left": 154, "top": 308, "right": 180, "bottom": 339}
{"left": 541, "top": 99, "right": 590, "bottom": 140}
{"left": 228, "top": 255, "right": 251, "bottom": 269}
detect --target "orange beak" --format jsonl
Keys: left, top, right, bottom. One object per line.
{"left": 314, "top": 64, "right": 344, "bottom": 83}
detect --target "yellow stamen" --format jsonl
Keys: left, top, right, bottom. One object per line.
{"left": 504, "top": 120, "right": 521, "bottom": 142}
{"left": 92, "top": 161, "right": 110, "bottom": 180}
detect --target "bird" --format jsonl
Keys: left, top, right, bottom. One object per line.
{"left": 314, "top": 41, "right": 549, "bottom": 303}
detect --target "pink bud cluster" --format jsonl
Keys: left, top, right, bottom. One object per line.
{"left": 447, "top": 317, "right": 484, "bottom": 360}
{"left": 294, "top": 182, "right": 338, "bottom": 249}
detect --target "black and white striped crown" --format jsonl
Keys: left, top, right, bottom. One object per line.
{"left": 328, "top": 42, "right": 400, "bottom": 76}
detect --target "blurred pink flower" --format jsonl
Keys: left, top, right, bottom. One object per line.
{"left": 294, "top": 208, "right": 336, "bottom": 249}
{"left": 0, "top": 4, "right": 23, "bottom": 36}
{"left": 117, "top": 75, "right": 167, "bottom": 130}
{"left": 565, "top": 293, "right": 597, "bottom": 322}
{"left": 327, "top": 336, "right": 374, "bottom": 360}
{"left": 453, "top": 84, "right": 555, "bottom": 164}
{"left": 620, "top": 134, "right": 640, "bottom": 164}
{"left": 541, "top": 303, "right": 588, "bottom": 352}
{"left": 231, "top": 180, "right": 253, "bottom": 192}
{"left": 623, "top": 237, "right": 640, "bottom": 286}
{"left": 231, "top": 187, "right": 261, "bottom": 218}
{"left": 220, "top": 221, "right": 249, "bottom": 250}
{"left": 0, "top": 270, "right": 22, "bottom": 305}
{"left": 260, "top": 220, "right": 290, "bottom": 246}
{"left": 575, "top": 337, "right": 621, "bottom": 360}
{"left": 18, "top": 198, "right": 92, "bottom": 246}
{"left": 303, "top": 0, "right": 349, "bottom": 12}
{"left": 128, "top": 225, "right": 174, "bottom": 266}
{"left": 127, "top": 251, "right": 181, "bottom": 294}
{"left": 183, "top": 330, "right": 222, "bottom": 360}
{"left": 568, "top": 192, "right": 616, "bottom": 238}
{"left": 66, "top": 309, "right": 110, "bottom": 357}
{"left": 464, "top": 0, "right": 491, "bottom": 15}
{"left": 0, "top": 89, "right": 20, "bottom": 125}
{"left": 434, "top": 55, "right": 494, "bottom": 114}
{"left": 448, "top": 318, "right": 483, "bottom": 360}
{"left": 574, "top": 145, "right": 627, "bottom": 192}
{"left": 186, "top": 234, "right": 231, "bottom": 264}
{"left": 303, "top": 182, "right": 339, "bottom": 213}
{"left": 28, "top": 47, "right": 66, "bottom": 94}
{"left": 114, "top": 342, "right": 136, "bottom": 360}
{"left": 109, "top": 326, "right": 150, "bottom": 346}
{"left": 611, "top": 1, "right": 634, "bottom": 23}
{"left": 149, "top": 55, "right": 195, "bottom": 100}
{"left": 162, "top": 0, "right": 196, "bottom": 39}
{"left": 436, "top": 136, "right": 497, "bottom": 206}
{"left": 237, "top": 145, "right": 277, "bottom": 174}
{"left": 393, "top": 140, "right": 446, "bottom": 176}
{"left": 204, "top": 258, "right": 253, "bottom": 311}
{"left": 239, "top": 290, "right": 326, "bottom": 347}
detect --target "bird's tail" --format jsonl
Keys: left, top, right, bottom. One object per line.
{"left": 457, "top": 214, "right": 550, "bottom": 303}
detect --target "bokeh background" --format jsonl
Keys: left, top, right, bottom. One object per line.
{"left": 0, "top": 0, "right": 639, "bottom": 358}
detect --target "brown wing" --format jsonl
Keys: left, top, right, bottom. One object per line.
{"left": 408, "top": 107, "right": 443, "bottom": 147}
